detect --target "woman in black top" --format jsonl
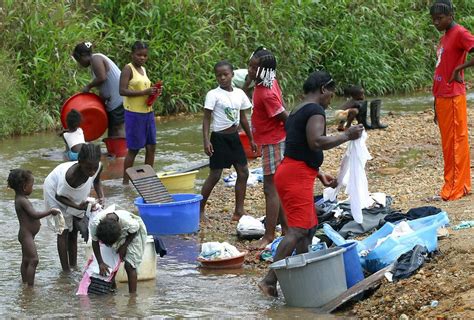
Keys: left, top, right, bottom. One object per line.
{"left": 258, "top": 71, "right": 363, "bottom": 297}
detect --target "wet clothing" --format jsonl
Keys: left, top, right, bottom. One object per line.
{"left": 44, "top": 161, "right": 102, "bottom": 231}
{"left": 435, "top": 96, "right": 471, "bottom": 200}
{"left": 433, "top": 24, "right": 474, "bottom": 97}
{"left": 90, "top": 209, "right": 147, "bottom": 269}
{"left": 124, "top": 110, "right": 156, "bottom": 150}
{"left": 209, "top": 131, "right": 247, "bottom": 169}
{"left": 284, "top": 103, "right": 325, "bottom": 170}
{"left": 124, "top": 63, "right": 152, "bottom": 113}
{"left": 432, "top": 24, "right": 473, "bottom": 201}
{"left": 204, "top": 86, "right": 252, "bottom": 132}
{"left": 261, "top": 141, "right": 285, "bottom": 176}
{"left": 251, "top": 79, "right": 286, "bottom": 145}
{"left": 275, "top": 157, "right": 318, "bottom": 229}
{"left": 91, "top": 53, "right": 123, "bottom": 112}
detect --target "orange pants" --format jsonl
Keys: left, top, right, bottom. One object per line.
{"left": 435, "top": 95, "right": 471, "bottom": 200}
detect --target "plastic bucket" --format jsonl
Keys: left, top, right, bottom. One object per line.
{"left": 270, "top": 247, "right": 347, "bottom": 308}
{"left": 134, "top": 194, "right": 203, "bottom": 235}
{"left": 238, "top": 131, "right": 262, "bottom": 159}
{"left": 338, "top": 242, "right": 364, "bottom": 288}
{"left": 61, "top": 93, "right": 108, "bottom": 142}
{"left": 103, "top": 137, "right": 127, "bottom": 157}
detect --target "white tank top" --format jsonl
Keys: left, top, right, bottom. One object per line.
{"left": 63, "top": 128, "right": 85, "bottom": 149}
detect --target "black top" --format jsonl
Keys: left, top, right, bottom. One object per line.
{"left": 284, "top": 103, "right": 326, "bottom": 169}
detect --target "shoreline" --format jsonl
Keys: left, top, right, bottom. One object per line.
{"left": 200, "top": 109, "right": 474, "bottom": 318}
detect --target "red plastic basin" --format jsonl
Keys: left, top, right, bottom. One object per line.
{"left": 239, "top": 131, "right": 262, "bottom": 159}
{"left": 61, "top": 93, "right": 108, "bottom": 142}
{"left": 197, "top": 250, "right": 248, "bottom": 269}
{"left": 103, "top": 137, "right": 128, "bottom": 157}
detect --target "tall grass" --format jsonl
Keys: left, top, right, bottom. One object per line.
{"left": 1, "top": 0, "right": 474, "bottom": 137}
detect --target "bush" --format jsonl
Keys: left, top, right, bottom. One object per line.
{"left": 1, "top": 0, "right": 474, "bottom": 137}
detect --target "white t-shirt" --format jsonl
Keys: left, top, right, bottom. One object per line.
{"left": 63, "top": 128, "right": 85, "bottom": 149}
{"left": 204, "top": 86, "right": 252, "bottom": 132}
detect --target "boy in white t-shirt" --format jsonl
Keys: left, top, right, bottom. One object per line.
{"left": 201, "top": 60, "right": 257, "bottom": 223}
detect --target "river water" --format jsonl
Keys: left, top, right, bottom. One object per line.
{"left": 0, "top": 93, "right": 439, "bottom": 318}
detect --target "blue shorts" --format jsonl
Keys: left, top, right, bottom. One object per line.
{"left": 125, "top": 110, "right": 156, "bottom": 150}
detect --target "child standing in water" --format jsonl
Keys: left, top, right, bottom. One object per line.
{"left": 60, "top": 109, "right": 85, "bottom": 161}
{"left": 120, "top": 41, "right": 160, "bottom": 185}
{"left": 200, "top": 60, "right": 256, "bottom": 222}
{"left": 89, "top": 209, "right": 147, "bottom": 293}
{"left": 44, "top": 144, "right": 104, "bottom": 272}
{"left": 7, "top": 169, "right": 60, "bottom": 286}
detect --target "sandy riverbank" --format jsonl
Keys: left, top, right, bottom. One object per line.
{"left": 199, "top": 108, "right": 474, "bottom": 318}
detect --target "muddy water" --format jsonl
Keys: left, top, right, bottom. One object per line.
{"left": 0, "top": 93, "right": 440, "bottom": 317}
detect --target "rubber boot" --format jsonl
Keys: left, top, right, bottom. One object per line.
{"left": 356, "top": 101, "right": 372, "bottom": 129}
{"left": 370, "top": 99, "right": 388, "bottom": 129}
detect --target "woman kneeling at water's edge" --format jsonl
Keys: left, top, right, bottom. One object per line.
{"left": 258, "top": 71, "right": 364, "bottom": 297}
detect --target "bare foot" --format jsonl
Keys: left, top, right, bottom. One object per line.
{"left": 251, "top": 236, "right": 273, "bottom": 250}
{"left": 258, "top": 280, "right": 278, "bottom": 297}
{"left": 231, "top": 213, "right": 243, "bottom": 221}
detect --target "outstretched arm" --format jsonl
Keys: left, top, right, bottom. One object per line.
{"left": 306, "top": 114, "right": 363, "bottom": 150}
{"left": 93, "top": 166, "right": 105, "bottom": 206}
{"left": 92, "top": 240, "right": 110, "bottom": 276}
{"left": 19, "top": 197, "right": 59, "bottom": 219}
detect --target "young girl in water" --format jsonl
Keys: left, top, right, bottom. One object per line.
{"left": 90, "top": 209, "right": 147, "bottom": 293}
{"left": 44, "top": 144, "right": 104, "bottom": 272}
{"left": 120, "top": 41, "right": 160, "bottom": 184}
{"left": 8, "top": 169, "right": 60, "bottom": 286}
{"left": 60, "top": 109, "right": 85, "bottom": 161}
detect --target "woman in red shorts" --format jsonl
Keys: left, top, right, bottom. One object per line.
{"left": 258, "top": 71, "right": 364, "bottom": 297}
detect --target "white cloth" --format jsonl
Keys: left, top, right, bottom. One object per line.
{"left": 89, "top": 206, "right": 147, "bottom": 269}
{"left": 375, "top": 221, "right": 414, "bottom": 248}
{"left": 323, "top": 131, "right": 373, "bottom": 223}
{"left": 44, "top": 161, "right": 102, "bottom": 230}
{"left": 237, "top": 215, "right": 265, "bottom": 233}
{"left": 199, "top": 242, "right": 241, "bottom": 260}
{"left": 48, "top": 210, "right": 66, "bottom": 235}
{"left": 232, "top": 69, "right": 255, "bottom": 89}
{"left": 63, "top": 128, "right": 85, "bottom": 149}
{"left": 204, "top": 86, "right": 252, "bottom": 132}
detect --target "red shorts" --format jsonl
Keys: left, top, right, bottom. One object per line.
{"left": 274, "top": 157, "right": 318, "bottom": 229}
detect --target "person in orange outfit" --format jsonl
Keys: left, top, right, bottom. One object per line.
{"left": 431, "top": 0, "right": 474, "bottom": 201}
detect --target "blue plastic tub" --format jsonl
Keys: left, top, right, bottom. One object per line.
{"left": 338, "top": 242, "right": 364, "bottom": 288}
{"left": 134, "top": 194, "right": 203, "bottom": 235}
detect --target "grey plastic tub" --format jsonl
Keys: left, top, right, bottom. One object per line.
{"left": 270, "top": 247, "right": 347, "bottom": 308}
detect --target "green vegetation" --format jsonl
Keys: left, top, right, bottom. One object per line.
{"left": 1, "top": 0, "right": 474, "bottom": 137}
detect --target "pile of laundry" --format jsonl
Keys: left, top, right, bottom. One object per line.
{"left": 223, "top": 168, "right": 263, "bottom": 187}
{"left": 198, "top": 242, "right": 241, "bottom": 260}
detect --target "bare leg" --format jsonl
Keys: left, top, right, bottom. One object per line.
{"left": 233, "top": 163, "right": 249, "bottom": 221}
{"left": 295, "top": 226, "right": 317, "bottom": 254}
{"left": 200, "top": 168, "right": 223, "bottom": 222}
{"left": 254, "top": 174, "right": 280, "bottom": 249}
{"left": 68, "top": 229, "right": 78, "bottom": 268}
{"left": 346, "top": 108, "right": 359, "bottom": 129}
{"left": 125, "top": 261, "right": 137, "bottom": 294}
{"left": 144, "top": 144, "right": 156, "bottom": 167}
{"left": 57, "top": 230, "right": 70, "bottom": 272}
{"left": 258, "top": 227, "right": 307, "bottom": 297}
{"left": 20, "top": 233, "right": 39, "bottom": 286}
{"left": 278, "top": 206, "right": 288, "bottom": 236}
{"left": 122, "top": 149, "right": 139, "bottom": 185}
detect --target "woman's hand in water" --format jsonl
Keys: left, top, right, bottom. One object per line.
{"left": 98, "top": 262, "right": 110, "bottom": 276}
{"left": 318, "top": 172, "right": 338, "bottom": 188}
{"left": 345, "top": 124, "right": 364, "bottom": 140}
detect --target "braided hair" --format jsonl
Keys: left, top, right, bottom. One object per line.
{"left": 250, "top": 46, "right": 277, "bottom": 88}
{"left": 78, "top": 143, "right": 101, "bottom": 163}
{"left": 131, "top": 41, "right": 148, "bottom": 52}
{"left": 430, "top": 0, "right": 453, "bottom": 15}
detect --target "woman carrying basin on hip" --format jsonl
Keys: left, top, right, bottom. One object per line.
{"left": 120, "top": 41, "right": 161, "bottom": 185}
{"left": 258, "top": 71, "right": 364, "bottom": 297}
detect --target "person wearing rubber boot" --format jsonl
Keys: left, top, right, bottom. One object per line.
{"left": 430, "top": 0, "right": 473, "bottom": 201}
{"left": 369, "top": 99, "right": 388, "bottom": 129}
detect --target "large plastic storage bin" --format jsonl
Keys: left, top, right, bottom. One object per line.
{"left": 134, "top": 194, "right": 202, "bottom": 235}
{"left": 270, "top": 247, "right": 347, "bottom": 308}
